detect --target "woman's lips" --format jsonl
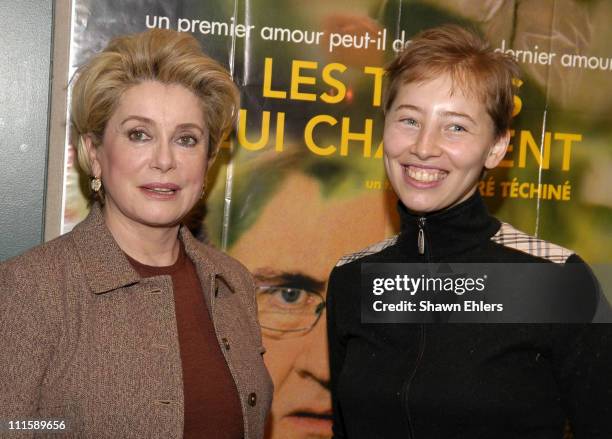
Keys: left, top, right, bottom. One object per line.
{"left": 402, "top": 164, "right": 447, "bottom": 188}
{"left": 285, "top": 411, "right": 333, "bottom": 436}
{"left": 139, "top": 182, "right": 181, "bottom": 200}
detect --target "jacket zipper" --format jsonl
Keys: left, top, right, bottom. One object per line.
{"left": 401, "top": 324, "right": 426, "bottom": 439}
{"left": 403, "top": 217, "right": 428, "bottom": 437}
{"left": 417, "top": 217, "right": 426, "bottom": 255}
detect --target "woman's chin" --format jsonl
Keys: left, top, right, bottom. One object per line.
{"left": 397, "top": 194, "right": 447, "bottom": 215}
{"left": 141, "top": 215, "right": 183, "bottom": 228}
{"left": 119, "top": 210, "right": 184, "bottom": 229}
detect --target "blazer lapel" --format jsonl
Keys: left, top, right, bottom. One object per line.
{"left": 70, "top": 204, "right": 140, "bottom": 295}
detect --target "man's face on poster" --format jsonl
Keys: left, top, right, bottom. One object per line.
{"left": 230, "top": 172, "right": 391, "bottom": 439}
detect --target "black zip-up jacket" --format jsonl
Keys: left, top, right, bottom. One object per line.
{"left": 326, "top": 192, "right": 611, "bottom": 438}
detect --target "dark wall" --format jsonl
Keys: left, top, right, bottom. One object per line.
{"left": 0, "top": 0, "right": 53, "bottom": 261}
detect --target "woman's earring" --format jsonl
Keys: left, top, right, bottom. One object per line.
{"left": 91, "top": 176, "right": 102, "bottom": 193}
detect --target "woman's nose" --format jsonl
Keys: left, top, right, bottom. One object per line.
{"left": 150, "top": 140, "right": 177, "bottom": 172}
{"left": 411, "top": 127, "right": 442, "bottom": 160}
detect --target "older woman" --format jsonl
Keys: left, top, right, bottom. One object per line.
{"left": 0, "top": 29, "right": 272, "bottom": 438}
{"left": 326, "top": 25, "right": 611, "bottom": 438}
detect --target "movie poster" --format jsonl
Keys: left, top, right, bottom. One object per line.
{"left": 59, "top": 1, "right": 612, "bottom": 437}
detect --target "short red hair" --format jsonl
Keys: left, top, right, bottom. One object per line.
{"left": 384, "top": 24, "right": 520, "bottom": 139}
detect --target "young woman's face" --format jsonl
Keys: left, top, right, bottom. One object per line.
{"left": 383, "top": 74, "right": 509, "bottom": 214}
{"left": 88, "top": 81, "right": 208, "bottom": 230}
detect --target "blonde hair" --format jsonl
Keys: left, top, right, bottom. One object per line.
{"left": 384, "top": 25, "right": 519, "bottom": 139}
{"left": 71, "top": 28, "right": 239, "bottom": 197}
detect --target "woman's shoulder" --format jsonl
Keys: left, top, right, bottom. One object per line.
{"left": 489, "top": 221, "right": 575, "bottom": 264}
{"left": 0, "top": 233, "right": 77, "bottom": 337}
{"left": 336, "top": 235, "right": 400, "bottom": 268}
{"left": 1, "top": 230, "right": 80, "bottom": 284}
{"left": 328, "top": 234, "right": 401, "bottom": 296}
{"left": 488, "top": 221, "right": 611, "bottom": 322}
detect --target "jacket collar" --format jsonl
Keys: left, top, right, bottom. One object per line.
{"left": 396, "top": 191, "right": 500, "bottom": 259}
{"left": 179, "top": 224, "right": 238, "bottom": 297}
{"left": 71, "top": 203, "right": 232, "bottom": 295}
{"left": 71, "top": 203, "right": 140, "bottom": 294}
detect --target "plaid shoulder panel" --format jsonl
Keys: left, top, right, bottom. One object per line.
{"left": 491, "top": 222, "right": 573, "bottom": 264}
{"left": 336, "top": 235, "right": 399, "bottom": 267}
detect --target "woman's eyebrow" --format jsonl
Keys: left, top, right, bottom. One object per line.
{"left": 176, "top": 122, "right": 205, "bottom": 134}
{"left": 394, "top": 104, "right": 422, "bottom": 113}
{"left": 120, "top": 115, "right": 153, "bottom": 125}
{"left": 440, "top": 110, "right": 476, "bottom": 124}
{"left": 120, "top": 117, "right": 204, "bottom": 133}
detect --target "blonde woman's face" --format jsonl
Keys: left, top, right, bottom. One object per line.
{"left": 88, "top": 81, "right": 208, "bottom": 229}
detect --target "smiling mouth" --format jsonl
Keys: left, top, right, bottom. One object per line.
{"left": 140, "top": 182, "right": 181, "bottom": 196}
{"left": 143, "top": 187, "right": 177, "bottom": 194}
{"left": 403, "top": 165, "right": 448, "bottom": 183}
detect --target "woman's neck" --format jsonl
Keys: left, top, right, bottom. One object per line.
{"left": 102, "top": 205, "right": 181, "bottom": 267}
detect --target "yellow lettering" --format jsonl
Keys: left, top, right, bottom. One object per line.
{"left": 237, "top": 109, "right": 270, "bottom": 151}
{"left": 340, "top": 118, "right": 373, "bottom": 157}
{"left": 290, "top": 60, "right": 318, "bottom": 101}
{"left": 554, "top": 132, "right": 581, "bottom": 171}
{"left": 512, "top": 78, "right": 523, "bottom": 117}
{"left": 320, "top": 63, "right": 347, "bottom": 104}
{"left": 548, "top": 184, "right": 561, "bottom": 200}
{"left": 374, "top": 139, "right": 384, "bottom": 158}
{"left": 262, "top": 58, "right": 287, "bottom": 99}
{"left": 304, "top": 115, "right": 337, "bottom": 156}
{"left": 275, "top": 112, "right": 285, "bottom": 152}
{"left": 364, "top": 66, "right": 384, "bottom": 107}
{"left": 518, "top": 130, "right": 549, "bottom": 169}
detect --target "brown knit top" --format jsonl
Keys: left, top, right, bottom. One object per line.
{"left": 127, "top": 243, "right": 243, "bottom": 438}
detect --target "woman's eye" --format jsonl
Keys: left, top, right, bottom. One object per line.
{"left": 449, "top": 124, "right": 467, "bottom": 133}
{"left": 128, "top": 129, "right": 151, "bottom": 142}
{"left": 177, "top": 135, "right": 198, "bottom": 147}
{"left": 400, "top": 118, "right": 418, "bottom": 127}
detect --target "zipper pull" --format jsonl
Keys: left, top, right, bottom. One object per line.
{"left": 417, "top": 217, "right": 426, "bottom": 255}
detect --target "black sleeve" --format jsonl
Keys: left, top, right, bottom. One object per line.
{"left": 553, "top": 324, "right": 612, "bottom": 438}
{"left": 565, "top": 254, "right": 612, "bottom": 323}
{"left": 326, "top": 266, "right": 348, "bottom": 439}
{"left": 554, "top": 254, "right": 612, "bottom": 437}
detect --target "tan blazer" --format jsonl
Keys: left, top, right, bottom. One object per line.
{"left": 0, "top": 205, "right": 273, "bottom": 438}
